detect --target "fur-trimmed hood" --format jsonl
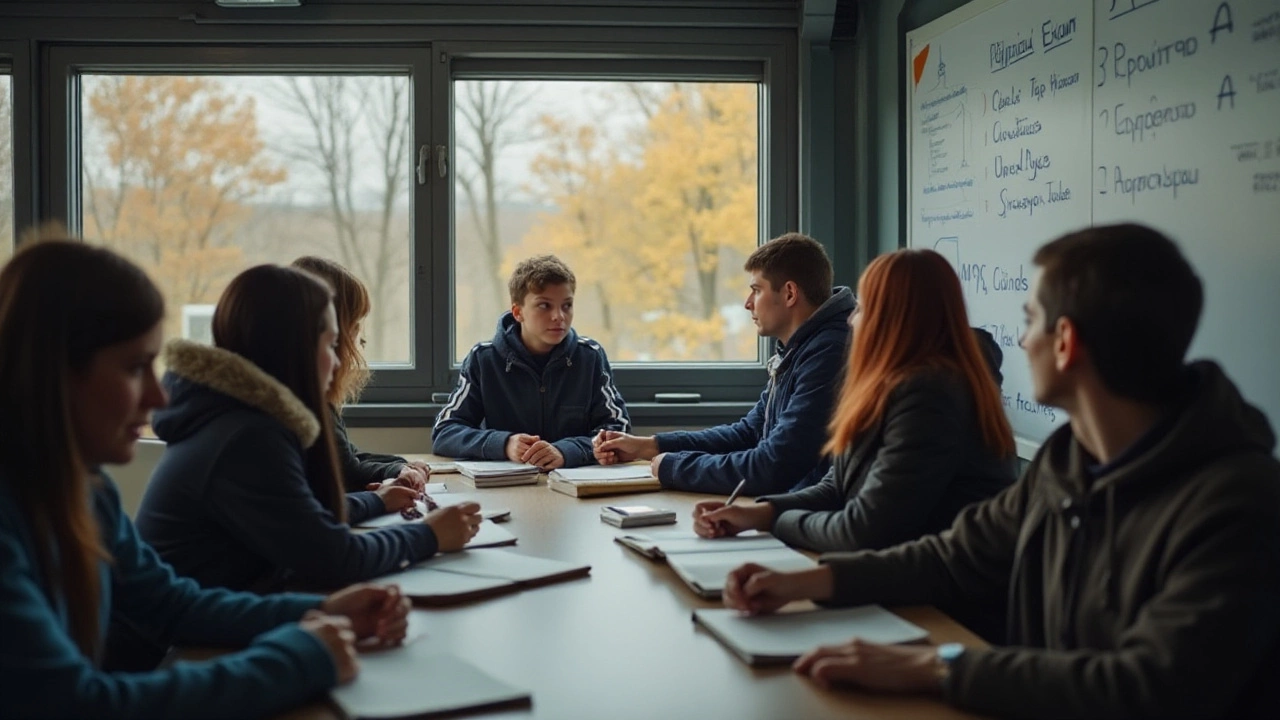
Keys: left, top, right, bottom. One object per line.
{"left": 152, "top": 339, "right": 320, "bottom": 448}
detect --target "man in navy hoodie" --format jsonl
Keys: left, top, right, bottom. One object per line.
{"left": 432, "top": 255, "right": 630, "bottom": 470}
{"left": 594, "top": 233, "right": 854, "bottom": 496}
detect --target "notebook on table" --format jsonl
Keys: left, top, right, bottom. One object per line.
{"left": 548, "top": 465, "right": 661, "bottom": 497}
{"left": 614, "top": 529, "right": 816, "bottom": 598}
{"left": 692, "top": 606, "right": 930, "bottom": 667}
{"left": 331, "top": 643, "right": 531, "bottom": 718}
{"left": 357, "top": 514, "right": 517, "bottom": 550}
{"left": 381, "top": 548, "right": 591, "bottom": 605}
{"left": 355, "top": 483, "right": 512, "bottom": 531}
{"left": 454, "top": 460, "right": 540, "bottom": 487}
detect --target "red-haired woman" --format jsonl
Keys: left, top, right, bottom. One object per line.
{"left": 694, "top": 249, "right": 1016, "bottom": 553}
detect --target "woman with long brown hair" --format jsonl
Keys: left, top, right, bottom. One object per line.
{"left": 135, "top": 264, "right": 480, "bottom": 595}
{"left": 291, "top": 256, "right": 430, "bottom": 494}
{"left": 0, "top": 233, "right": 415, "bottom": 717}
{"left": 693, "top": 249, "right": 1016, "bottom": 553}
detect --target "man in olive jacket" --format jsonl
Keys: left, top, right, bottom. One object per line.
{"left": 724, "top": 224, "right": 1280, "bottom": 719}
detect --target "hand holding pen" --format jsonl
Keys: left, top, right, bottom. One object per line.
{"left": 692, "top": 478, "right": 776, "bottom": 539}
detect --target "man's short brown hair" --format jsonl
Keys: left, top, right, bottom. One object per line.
{"left": 508, "top": 254, "right": 577, "bottom": 305}
{"left": 744, "top": 233, "right": 833, "bottom": 307}
{"left": 1033, "top": 223, "right": 1202, "bottom": 402}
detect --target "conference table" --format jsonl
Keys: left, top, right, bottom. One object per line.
{"left": 273, "top": 456, "right": 987, "bottom": 720}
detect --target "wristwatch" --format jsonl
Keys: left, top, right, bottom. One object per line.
{"left": 934, "top": 642, "right": 965, "bottom": 692}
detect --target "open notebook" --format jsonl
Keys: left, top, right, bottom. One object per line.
{"left": 693, "top": 606, "right": 930, "bottom": 666}
{"left": 380, "top": 548, "right": 591, "bottom": 605}
{"left": 548, "top": 464, "right": 661, "bottom": 497}
{"left": 615, "top": 529, "right": 815, "bottom": 599}
{"left": 331, "top": 643, "right": 531, "bottom": 719}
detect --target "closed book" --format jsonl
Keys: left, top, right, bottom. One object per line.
{"left": 548, "top": 464, "right": 660, "bottom": 497}
{"left": 331, "top": 646, "right": 531, "bottom": 718}
{"left": 692, "top": 606, "right": 930, "bottom": 666}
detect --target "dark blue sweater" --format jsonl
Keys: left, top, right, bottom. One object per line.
{"left": 432, "top": 312, "right": 631, "bottom": 466}
{"left": 653, "top": 288, "right": 857, "bottom": 495}
{"left": 0, "top": 470, "right": 334, "bottom": 719}
{"left": 137, "top": 342, "right": 438, "bottom": 592}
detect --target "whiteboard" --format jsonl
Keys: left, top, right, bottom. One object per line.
{"left": 905, "top": 0, "right": 1280, "bottom": 453}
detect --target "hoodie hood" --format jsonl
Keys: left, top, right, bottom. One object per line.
{"left": 1038, "top": 360, "right": 1275, "bottom": 502}
{"left": 152, "top": 339, "right": 320, "bottom": 448}
{"left": 774, "top": 286, "right": 855, "bottom": 367}
{"left": 491, "top": 311, "right": 579, "bottom": 372}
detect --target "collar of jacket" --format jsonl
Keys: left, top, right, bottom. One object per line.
{"left": 772, "top": 286, "right": 855, "bottom": 369}
{"left": 492, "top": 311, "right": 578, "bottom": 373}
{"left": 162, "top": 339, "right": 321, "bottom": 448}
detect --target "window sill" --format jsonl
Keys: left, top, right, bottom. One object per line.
{"left": 342, "top": 401, "right": 756, "bottom": 429}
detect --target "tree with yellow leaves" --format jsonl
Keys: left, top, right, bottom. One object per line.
{"left": 513, "top": 82, "right": 758, "bottom": 362}
{"left": 82, "top": 75, "right": 285, "bottom": 340}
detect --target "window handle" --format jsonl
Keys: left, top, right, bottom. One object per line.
{"left": 416, "top": 144, "right": 430, "bottom": 185}
{"left": 436, "top": 144, "right": 448, "bottom": 178}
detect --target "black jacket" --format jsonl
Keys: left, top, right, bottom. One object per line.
{"left": 331, "top": 406, "right": 406, "bottom": 492}
{"left": 820, "top": 362, "right": 1280, "bottom": 718}
{"left": 762, "top": 364, "right": 1016, "bottom": 552}
{"left": 136, "top": 340, "right": 438, "bottom": 592}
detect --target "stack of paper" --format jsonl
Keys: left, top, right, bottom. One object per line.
{"left": 454, "top": 460, "right": 540, "bottom": 487}
{"left": 692, "top": 606, "right": 930, "bottom": 666}
{"left": 381, "top": 548, "right": 591, "bottom": 605}
{"left": 548, "top": 464, "right": 661, "bottom": 497}
{"left": 615, "top": 529, "right": 816, "bottom": 598}
{"left": 331, "top": 643, "right": 531, "bottom": 718}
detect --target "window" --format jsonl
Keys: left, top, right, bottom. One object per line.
{"left": 452, "top": 79, "right": 761, "bottom": 365}
{"left": 1, "top": 71, "right": 12, "bottom": 262}
{"left": 47, "top": 37, "right": 796, "bottom": 410}
{"left": 78, "top": 72, "right": 413, "bottom": 365}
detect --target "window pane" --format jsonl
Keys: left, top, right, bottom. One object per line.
{"left": 452, "top": 80, "right": 760, "bottom": 364}
{"left": 80, "top": 74, "right": 412, "bottom": 365}
{"left": 1, "top": 72, "right": 13, "bottom": 262}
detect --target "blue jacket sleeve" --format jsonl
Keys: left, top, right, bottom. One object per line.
{"left": 653, "top": 386, "right": 766, "bottom": 455}
{"left": 655, "top": 348, "right": 844, "bottom": 496}
{"left": 553, "top": 344, "right": 632, "bottom": 467}
{"left": 96, "top": 478, "right": 324, "bottom": 646}
{"left": 769, "top": 375, "right": 968, "bottom": 553}
{"left": 207, "top": 425, "right": 439, "bottom": 588}
{"left": 431, "top": 349, "right": 510, "bottom": 460}
{"left": 0, "top": 487, "right": 336, "bottom": 720}
{"left": 345, "top": 491, "right": 386, "bottom": 525}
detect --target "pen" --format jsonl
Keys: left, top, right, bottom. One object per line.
{"left": 724, "top": 478, "right": 747, "bottom": 507}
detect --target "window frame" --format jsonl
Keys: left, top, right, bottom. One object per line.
{"left": 46, "top": 45, "right": 438, "bottom": 392}
{"left": 39, "top": 31, "right": 798, "bottom": 418}
{"left": 0, "top": 40, "right": 34, "bottom": 245}
{"left": 437, "top": 40, "right": 798, "bottom": 405}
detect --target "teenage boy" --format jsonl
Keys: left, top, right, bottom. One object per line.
{"left": 722, "top": 224, "right": 1280, "bottom": 718}
{"left": 594, "top": 233, "right": 855, "bottom": 495}
{"left": 432, "top": 255, "right": 629, "bottom": 470}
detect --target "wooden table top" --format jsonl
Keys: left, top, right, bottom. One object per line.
{"left": 269, "top": 456, "right": 986, "bottom": 719}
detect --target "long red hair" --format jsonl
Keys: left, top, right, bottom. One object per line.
{"left": 825, "top": 249, "right": 1014, "bottom": 457}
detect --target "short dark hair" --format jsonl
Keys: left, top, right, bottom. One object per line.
{"left": 743, "top": 233, "right": 833, "bottom": 307}
{"left": 508, "top": 254, "right": 576, "bottom": 305}
{"left": 1033, "top": 223, "right": 1202, "bottom": 402}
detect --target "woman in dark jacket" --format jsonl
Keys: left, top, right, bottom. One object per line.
{"left": 291, "top": 256, "right": 429, "bottom": 494}
{"left": 694, "top": 249, "right": 1017, "bottom": 553}
{"left": 1, "top": 234, "right": 412, "bottom": 717}
{"left": 136, "top": 265, "right": 481, "bottom": 594}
